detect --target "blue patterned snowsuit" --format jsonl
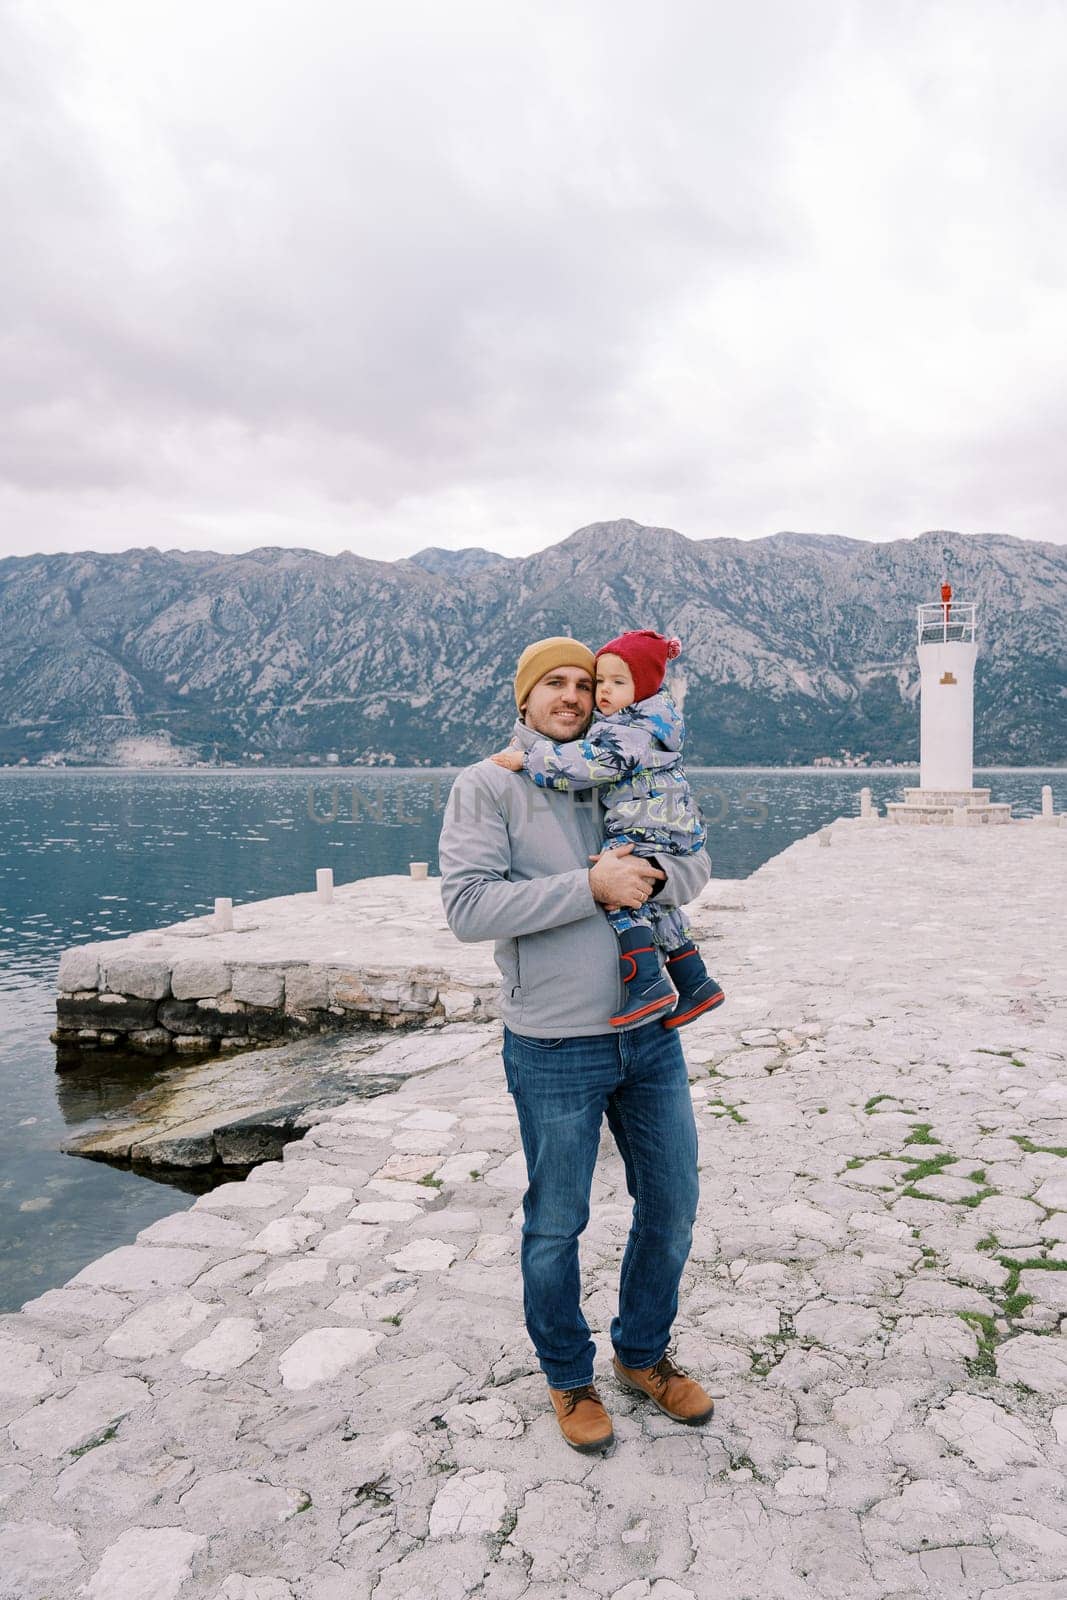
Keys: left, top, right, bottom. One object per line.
{"left": 521, "top": 690, "right": 705, "bottom": 949}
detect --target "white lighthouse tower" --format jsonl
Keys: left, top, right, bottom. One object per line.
{"left": 887, "top": 583, "right": 1011, "bottom": 825}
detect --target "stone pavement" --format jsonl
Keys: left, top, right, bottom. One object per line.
{"left": 3, "top": 820, "right": 1066, "bottom": 1599}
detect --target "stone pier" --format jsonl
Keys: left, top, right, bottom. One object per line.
{"left": 52, "top": 877, "right": 502, "bottom": 1064}
{"left": 5, "top": 821, "right": 1065, "bottom": 1599}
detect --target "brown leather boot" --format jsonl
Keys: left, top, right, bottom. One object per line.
{"left": 547, "top": 1383, "right": 615, "bottom": 1453}
{"left": 612, "top": 1350, "right": 715, "bottom": 1425}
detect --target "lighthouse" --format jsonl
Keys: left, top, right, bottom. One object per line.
{"left": 886, "top": 583, "right": 1012, "bottom": 825}
{"left": 918, "top": 581, "right": 977, "bottom": 790}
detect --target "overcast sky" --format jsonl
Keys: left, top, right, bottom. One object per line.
{"left": 2, "top": 0, "right": 1066, "bottom": 561}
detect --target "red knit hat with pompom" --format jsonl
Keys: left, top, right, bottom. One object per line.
{"left": 595, "top": 630, "right": 681, "bottom": 704}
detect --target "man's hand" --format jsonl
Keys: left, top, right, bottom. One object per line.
{"left": 490, "top": 749, "right": 524, "bottom": 771}
{"left": 588, "top": 844, "right": 666, "bottom": 910}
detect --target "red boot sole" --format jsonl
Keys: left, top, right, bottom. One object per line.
{"left": 609, "top": 994, "right": 678, "bottom": 1028}
{"left": 662, "top": 991, "right": 725, "bottom": 1030}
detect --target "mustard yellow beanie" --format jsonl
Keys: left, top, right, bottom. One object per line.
{"left": 514, "top": 636, "right": 596, "bottom": 711}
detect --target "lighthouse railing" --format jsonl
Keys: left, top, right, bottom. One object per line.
{"left": 917, "top": 601, "right": 976, "bottom": 645}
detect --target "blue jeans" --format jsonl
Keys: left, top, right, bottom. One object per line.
{"left": 501, "top": 1022, "right": 699, "bottom": 1390}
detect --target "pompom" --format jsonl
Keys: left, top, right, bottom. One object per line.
{"left": 666, "top": 637, "right": 682, "bottom": 661}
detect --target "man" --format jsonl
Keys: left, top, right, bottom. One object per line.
{"left": 439, "top": 636, "right": 715, "bottom": 1454}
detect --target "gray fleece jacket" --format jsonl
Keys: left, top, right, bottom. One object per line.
{"left": 439, "top": 719, "right": 712, "bottom": 1037}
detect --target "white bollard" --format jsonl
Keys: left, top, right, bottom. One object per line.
{"left": 316, "top": 867, "right": 334, "bottom": 904}
{"left": 818, "top": 827, "right": 832, "bottom": 848}
{"left": 1041, "top": 785, "right": 1054, "bottom": 821}
{"left": 952, "top": 806, "right": 968, "bottom": 827}
{"left": 409, "top": 861, "right": 429, "bottom": 880}
{"left": 214, "top": 897, "right": 234, "bottom": 931}
{"left": 859, "top": 786, "right": 872, "bottom": 819}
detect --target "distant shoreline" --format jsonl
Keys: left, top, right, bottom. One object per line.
{"left": 1, "top": 764, "right": 1064, "bottom": 777}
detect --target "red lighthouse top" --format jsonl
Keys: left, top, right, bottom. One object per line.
{"left": 918, "top": 586, "right": 976, "bottom": 644}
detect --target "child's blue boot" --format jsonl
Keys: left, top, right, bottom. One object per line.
{"left": 662, "top": 941, "right": 725, "bottom": 1030}
{"left": 610, "top": 928, "right": 677, "bottom": 1027}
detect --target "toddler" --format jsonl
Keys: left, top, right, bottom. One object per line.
{"left": 492, "top": 629, "right": 724, "bottom": 1029}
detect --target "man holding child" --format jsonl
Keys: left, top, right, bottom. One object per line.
{"left": 439, "top": 634, "right": 717, "bottom": 1454}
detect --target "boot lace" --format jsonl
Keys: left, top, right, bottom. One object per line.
{"left": 649, "top": 1349, "right": 689, "bottom": 1395}
{"left": 562, "top": 1383, "right": 603, "bottom": 1415}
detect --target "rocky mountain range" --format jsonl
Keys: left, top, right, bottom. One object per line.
{"left": 0, "top": 522, "right": 1063, "bottom": 766}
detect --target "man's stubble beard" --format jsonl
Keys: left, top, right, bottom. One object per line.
{"left": 524, "top": 708, "right": 594, "bottom": 742}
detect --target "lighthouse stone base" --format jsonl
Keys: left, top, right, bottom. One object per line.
{"left": 885, "top": 787, "right": 1013, "bottom": 826}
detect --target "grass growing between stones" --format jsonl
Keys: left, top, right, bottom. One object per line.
{"left": 959, "top": 1313, "right": 998, "bottom": 1379}
{"left": 976, "top": 1048, "right": 1028, "bottom": 1068}
{"left": 417, "top": 1174, "right": 443, "bottom": 1189}
{"left": 848, "top": 1138, "right": 1003, "bottom": 1208}
{"left": 489, "top": 1508, "right": 519, "bottom": 1558}
{"left": 751, "top": 1314, "right": 796, "bottom": 1381}
{"left": 721, "top": 1450, "right": 767, "bottom": 1483}
{"left": 953, "top": 1258, "right": 1067, "bottom": 1377}
{"left": 958, "top": 1185, "right": 999, "bottom": 1209}
{"left": 69, "top": 1424, "right": 118, "bottom": 1459}
{"left": 864, "top": 1094, "right": 895, "bottom": 1114}
{"left": 349, "top": 1476, "right": 393, "bottom": 1507}
{"left": 1011, "top": 1135, "right": 1067, "bottom": 1158}
{"left": 899, "top": 1149, "right": 957, "bottom": 1199}
{"left": 998, "top": 1256, "right": 1067, "bottom": 1321}
{"left": 707, "top": 1099, "right": 747, "bottom": 1124}
{"left": 844, "top": 1153, "right": 893, "bottom": 1170}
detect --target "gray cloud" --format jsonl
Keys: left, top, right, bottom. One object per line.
{"left": 1, "top": 0, "right": 1065, "bottom": 557}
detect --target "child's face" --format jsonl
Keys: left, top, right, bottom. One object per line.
{"left": 596, "top": 653, "right": 635, "bottom": 715}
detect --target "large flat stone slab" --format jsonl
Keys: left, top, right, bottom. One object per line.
{"left": 80, "top": 1526, "right": 206, "bottom": 1600}
{"left": 8, "top": 1375, "right": 151, "bottom": 1459}
{"left": 70, "top": 1245, "right": 210, "bottom": 1292}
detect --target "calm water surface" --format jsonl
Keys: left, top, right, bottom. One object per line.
{"left": 1, "top": 765, "right": 1062, "bottom": 1310}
